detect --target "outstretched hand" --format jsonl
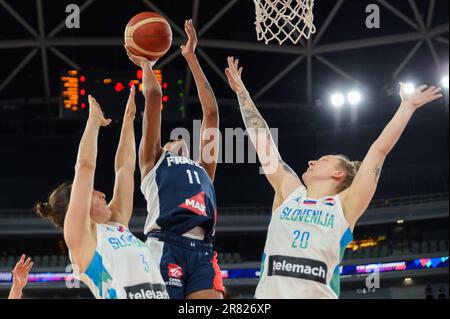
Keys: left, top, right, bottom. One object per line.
{"left": 125, "top": 85, "right": 137, "bottom": 120}
{"left": 12, "top": 255, "right": 33, "bottom": 289}
{"left": 88, "top": 95, "right": 112, "bottom": 127}
{"left": 225, "top": 56, "right": 245, "bottom": 94}
{"left": 400, "top": 83, "right": 443, "bottom": 110}
{"left": 124, "top": 46, "right": 157, "bottom": 68}
{"left": 180, "top": 19, "right": 197, "bottom": 57}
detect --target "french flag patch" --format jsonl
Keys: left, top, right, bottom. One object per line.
{"left": 323, "top": 198, "right": 336, "bottom": 206}
{"left": 303, "top": 200, "right": 317, "bottom": 205}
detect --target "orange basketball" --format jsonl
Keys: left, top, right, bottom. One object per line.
{"left": 124, "top": 12, "right": 172, "bottom": 61}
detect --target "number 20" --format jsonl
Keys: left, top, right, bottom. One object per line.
{"left": 292, "top": 230, "right": 310, "bottom": 249}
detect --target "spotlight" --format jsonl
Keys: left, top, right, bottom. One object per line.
{"left": 331, "top": 93, "right": 345, "bottom": 108}
{"left": 347, "top": 90, "right": 362, "bottom": 106}
{"left": 404, "top": 277, "right": 413, "bottom": 285}
{"left": 404, "top": 83, "right": 416, "bottom": 95}
{"left": 442, "top": 75, "right": 449, "bottom": 89}
{"left": 405, "top": 83, "right": 416, "bottom": 94}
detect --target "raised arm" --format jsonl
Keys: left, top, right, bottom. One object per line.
{"left": 225, "top": 57, "right": 302, "bottom": 208}
{"left": 340, "top": 83, "right": 443, "bottom": 229}
{"left": 64, "top": 96, "right": 111, "bottom": 267}
{"left": 181, "top": 19, "right": 219, "bottom": 181}
{"left": 8, "top": 255, "right": 33, "bottom": 299}
{"left": 109, "top": 86, "right": 137, "bottom": 227}
{"left": 125, "top": 48, "right": 163, "bottom": 181}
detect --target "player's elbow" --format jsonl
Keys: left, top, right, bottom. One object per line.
{"left": 75, "top": 159, "right": 96, "bottom": 172}
{"left": 370, "top": 142, "right": 389, "bottom": 158}
{"left": 143, "top": 87, "right": 162, "bottom": 101}
{"left": 115, "top": 165, "right": 135, "bottom": 179}
{"left": 203, "top": 110, "right": 219, "bottom": 126}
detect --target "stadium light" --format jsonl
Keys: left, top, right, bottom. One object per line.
{"left": 330, "top": 93, "right": 345, "bottom": 108}
{"left": 347, "top": 90, "right": 362, "bottom": 106}
{"left": 404, "top": 277, "right": 413, "bottom": 285}
{"left": 442, "top": 75, "right": 449, "bottom": 89}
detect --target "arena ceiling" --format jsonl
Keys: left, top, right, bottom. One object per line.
{"left": 0, "top": 0, "right": 448, "bottom": 114}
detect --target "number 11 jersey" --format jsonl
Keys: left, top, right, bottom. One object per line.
{"left": 140, "top": 151, "right": 218, "bottom": 241}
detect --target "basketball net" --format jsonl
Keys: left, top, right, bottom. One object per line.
{"left": 254, "top": 0, "right": 316, "bottom": 45}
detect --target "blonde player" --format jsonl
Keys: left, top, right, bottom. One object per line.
{"left": 225, "top": 56, "right": 443, "bottom": 299}
{"left": 36, "top": 88, "right": 168, "bottom": 299}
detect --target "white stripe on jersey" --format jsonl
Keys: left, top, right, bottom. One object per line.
{"left": 141, "top": 152, "right": 166, "bottom": 235}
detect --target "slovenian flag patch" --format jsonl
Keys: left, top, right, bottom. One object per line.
{"left": 323, "top": 198, "right": 336, "bottom": 206}
{"left": 303, "top": 200, "right": 317, "bottom": 205}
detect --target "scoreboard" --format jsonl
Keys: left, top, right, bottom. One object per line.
{"left": 60, "top": 69, "right": 186, "bottom": 120}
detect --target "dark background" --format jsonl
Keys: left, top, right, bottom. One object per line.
{"left": 0, "top": 0, "right": 448, "bottom": 210}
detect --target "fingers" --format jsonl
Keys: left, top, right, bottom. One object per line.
{"left": 102, "top": 118, "right": 112, "bottom": 127}
{"left": 227, "top": 56, "right": 239, "bottom": 72}
{"left": 424, "top": 93, "right": 443, "bottom": 103}
{"left": 15, "top": 254, "right": 25, "bottom": 269}
{"left": 225, "top": 68, "right": 234, "bottom": 82}
{"left": 185, "top": 19, "right": 197, "bottom": 38}
{"left": 23, "top": 257, "right": 32, "bottom": 270}
{"left": 88, "top": 95, "right": 101, "bottom": 113}
{"left": 424, "top": 86, "right": 441, "bottom": 96}
{"left": 127, "top": 85, "right": 136, "bottom": 102}
{"left": 88, "top": 95, "right": 98, "bottom": 106}
{"left": 126, "top": 85, "right": 136, "bottom": 111}
{"left": 416, "top": 85, "right": 428, "bottom": 93}
{"left": 26, "top": 261, "right": 34, "bottom": 272}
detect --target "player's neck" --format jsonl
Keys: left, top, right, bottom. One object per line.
{"left": 306, "top": 181, "right": 338, "bottom": 199}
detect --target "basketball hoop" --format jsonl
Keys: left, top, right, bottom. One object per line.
{"left": 254, "top": 0, "right": 316, "bottom": 45}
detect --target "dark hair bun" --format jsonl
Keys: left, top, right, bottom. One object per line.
{"left": 35, "top": 202, "right": 52, "bottom": 218}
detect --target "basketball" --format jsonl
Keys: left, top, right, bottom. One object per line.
{"left": 124, "top": 12, "right": 172, "bottom": 61}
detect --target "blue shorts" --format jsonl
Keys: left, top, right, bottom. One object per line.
{"left": 146, "top": 231, "right": 225, "bottom": 299}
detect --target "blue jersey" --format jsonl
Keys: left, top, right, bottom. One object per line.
{"left": 141, "top": 151, "right": 217, "bottom": 241}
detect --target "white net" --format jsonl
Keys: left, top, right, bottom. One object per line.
{"left": 254, "top": 0, "right": 316, "bottom": 45}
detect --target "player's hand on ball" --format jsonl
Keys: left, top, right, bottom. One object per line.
{"left": 124, "top": 46, "right": 157, "bottom": 68}
{"left": 88, "top": 95, "right": 112, "bottom": 127}
{"left": 12, "top": 255, "right": 33, "bottom": 290}
{"left": 181, "top": 19, "right": 197, "bottom": 57}
{"left": 125, "top": 85, "right": 137, "bottom": 120}
{"left": 400, "top": 82, "right": 443, "bottom": 110}
{"left": 225, "top": 56, "right": 245, "bottom": 94}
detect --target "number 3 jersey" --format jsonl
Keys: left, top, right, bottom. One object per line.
{"left": 140, "top": 151, "right": 218, "bottom": 240}
{"left": 255, "top": 185, "right": 353, "bottom": 299}
{"left": 70, "top": 223, "right": 169, "bottom": 299}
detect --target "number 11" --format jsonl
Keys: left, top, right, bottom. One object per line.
{"left": 186, "top": 169, "right": 200, "bottom": 184}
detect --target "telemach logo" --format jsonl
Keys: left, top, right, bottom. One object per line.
{"left": 124, "top": 283, "right": 169, "bottom": 299}
{"left": 268, "top": 255, "right": 328, "bottom": 284}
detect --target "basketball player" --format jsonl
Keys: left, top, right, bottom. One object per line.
{"left": 125, "top": 20, "right": 224, "bottom": 299}
{"left": 35, "top": 88, "right": 169, "bottom": 299}
{"left": 225, "top": 56, "right": 443, "bottom": 299}
{"left": 8, "top": 255, "right": 33, "bottom": 299}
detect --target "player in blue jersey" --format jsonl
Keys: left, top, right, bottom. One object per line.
{"left": 125, "top": 20, "right": 224, "bottom": 299}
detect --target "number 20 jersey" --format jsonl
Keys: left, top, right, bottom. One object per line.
{"left": 255, "top": 185, "right": 353, "bottom": 299}
{"left": 140, "top": 151, "right": 218, "bottom": 240}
